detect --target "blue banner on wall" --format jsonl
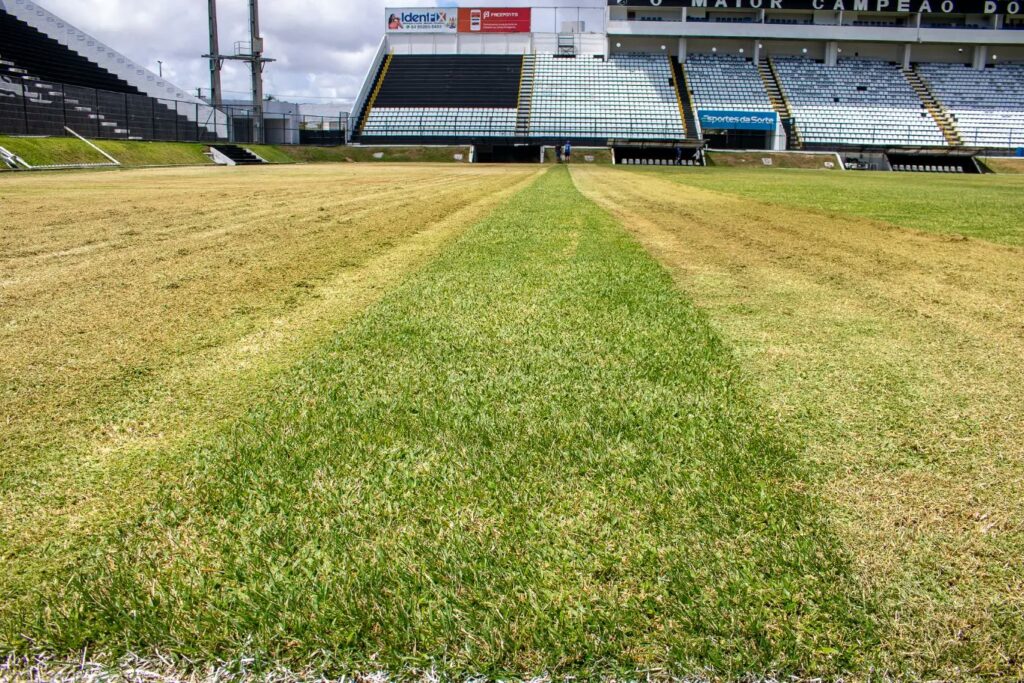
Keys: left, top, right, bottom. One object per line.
{"left": 698, "top": 110, "right": 778, "bottom": 132}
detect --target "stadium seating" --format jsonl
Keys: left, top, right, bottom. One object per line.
{"left": 360, "top": 53, "right": 687, "bottom": 142}
{"left": 0, "top": 8, "right": 217, "bottom": 141}
{"left": 528, "top": 53, "right": 684, "bottom": 140}
{"left": 684, "top": 54, "right": 773, "bottom": 112}
{"left": 0, "top": 10, "right": 135, "bottom": 93}
{"left": 773, "top": 57, "right": 946, "bottom": 146}
{"left": 360, "top": 55, "right": 521, "bottom": 140}
{"left": 373, "top": 55, "right": 522, "bottom": 109}
{"left": 916, "top": 62, "right": 1024, "bottom": 148}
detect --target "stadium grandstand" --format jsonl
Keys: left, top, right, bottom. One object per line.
{"left": 349, "top": 0, "right": 1024, "bottom": 164}
{"left": 0, "top": 0, "right": 223, "bottom": 142}
{"left": 1, "top": 0, "right": 1023, "bottom": 166}
{"left": 0, "top": 0, "right": 345, "bottom": 148}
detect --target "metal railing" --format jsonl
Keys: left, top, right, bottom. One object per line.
{"left": 0, "top": 78, "right": 348, "bottom": 145}
{"left": 356, "top": 111, "right": 1024, "bottom": 149}
{"left": 359, "top": 114, "right": 687, "bottom": 141}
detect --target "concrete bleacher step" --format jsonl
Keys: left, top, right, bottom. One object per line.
{"left": 515, "top": 54, "right": 536, "bottom": 136}
{"left": 354, "top": 52, "right": 394, "bottom": 137}
{"left": 672, "top": 58, "right": 699, "bottom": 140}
{"left": 211, "top": 144, "right": 266, "bottom": 165}
{"left": 903, "top": 67, "right": 963, "bottom": 147}
{"left": 758, "top": 57, "right": 801, "bottom": 149}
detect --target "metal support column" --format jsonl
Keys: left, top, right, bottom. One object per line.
{"left": 203, "top": 0, "right": 273, "bottom": 143}
{"left": 208, "top": 0, "right": 223, "bottom": 111}
{"left": 249, "top": 0, "right": 265, "bottom": 144}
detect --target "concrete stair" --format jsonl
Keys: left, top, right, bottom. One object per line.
{"left": 515, "top": 54, "right": 536, "bottom": 137}
{"left": 758, "top": 57, "right": 802, "bottom": 149}
{"left": 672, "top": 58, "right": 700, "bottom": 139}
{"left": 212, "top": 144, "right": 266, "bottom": 165}
{"left": 903, "top": 67, "right": 962, "bottom": 147}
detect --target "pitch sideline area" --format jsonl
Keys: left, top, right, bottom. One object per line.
{"left": 1, "top": 164, "right": 1022, "bottom": 680}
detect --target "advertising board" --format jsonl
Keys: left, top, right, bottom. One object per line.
{"left": 698, "top": 110, "right": 778, "bottom": 131}
{"left": 386, "top": 7, "right": 457, "bottom": 33}
{"left": 457, "top": 8, "right": 532, "bottom": 32}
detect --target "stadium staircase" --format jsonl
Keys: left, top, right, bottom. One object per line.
{"left": 758, "top": 57, "right": 802, "bottom": 149}
{"left": 212, "top": 144, "right": 266, "bottom": 165}
{"left": 671, "top": 59, "right": 699, "bottom": 139}
{"left": 902, "top": 67, "right": 963, "bottom": 147}
{"left": 353, "top": 53, "right": 393, "bottom": 137}
{"left": 0, "top": 8, "right": 217, "bottom": 142}
{"left": 515, "top": 55, "right": 536, "bottom": 137}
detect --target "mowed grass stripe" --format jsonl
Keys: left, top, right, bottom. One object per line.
{"left": 11, "top": 167, "right": 875, "bottom": 677}
{"left": 1, "top": 165, "right": 538, "bottom": 630}
{"left": 571, "top": 165, "right": 1024, "bottom": 679}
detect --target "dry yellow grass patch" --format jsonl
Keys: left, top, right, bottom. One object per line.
{"left": 981, "top": 157, "right": 1024, "bottom": 174}
{"left": 571, "top": 165, "right": 1024, "bottom": 679}
{"left": 0, "top": 164, "right": 540, "bottom": 600}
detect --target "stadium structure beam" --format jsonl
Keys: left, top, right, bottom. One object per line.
{"left": 208, "top": 0, "right": 223, "bottom": 110}
{"left": 249, "top": 0, "right": 264, "bottom": 145}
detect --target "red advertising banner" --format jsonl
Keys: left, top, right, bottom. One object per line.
{"left": 457, "top": 8, "right": 531, "bottom": 33}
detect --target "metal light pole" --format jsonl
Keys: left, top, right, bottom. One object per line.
{"left": 157, "top": 60, "right": 163, "bottom": 78}
{"left": 249, "top": 0, "right": 265, "bottom": 144}
{"left": 207, "top": 0, "right": 223, "bottom": 110}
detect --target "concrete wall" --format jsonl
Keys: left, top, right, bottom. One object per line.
{"left": 388, "top": 32, "right": 532, "bottom": 55}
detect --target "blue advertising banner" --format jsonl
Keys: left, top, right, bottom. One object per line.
{"left": 698, "top": 110, "right": 778, "bottom": 131}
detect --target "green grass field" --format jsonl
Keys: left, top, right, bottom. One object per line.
{"left": 0, "top": 136, "right": 472, "bottom": 169}
{"left": 0, "top": 135, "right": 111, "bottom": 166}
{"left": 1, "top": 164, "right": 1022, "bottom": 681}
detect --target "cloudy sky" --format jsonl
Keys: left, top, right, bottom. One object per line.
{"left": 36, "top": 0, "right": 604, "bottom": 112}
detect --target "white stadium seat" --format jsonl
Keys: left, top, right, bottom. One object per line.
{"left": 685, "top": 54, "right": 773, "bottom": 112}
{"left": 774, "top": 57, "right": 947, "bottom": 147}
{"left": 917, "top": 62, "right": 1024, "bottom": 149}
{"left": 362, "top": 107, "right": 516, "bottom": 138}
{"left": 528, "top": 54, "right": 685, "bottom": 140}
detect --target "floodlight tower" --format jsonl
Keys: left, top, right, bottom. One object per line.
{"left": 204, "top": 0, "right": 274, "bottom": 143}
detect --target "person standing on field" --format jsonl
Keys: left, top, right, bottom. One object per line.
{"left": 564, "top": 141, "right": 572, "bottom": 163}
{"left": 555, "top": 144, "right": 562, "bottom": 164}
